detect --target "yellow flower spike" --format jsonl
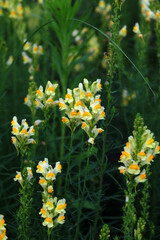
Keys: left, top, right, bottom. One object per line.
{"left": 126, "top": 142, "right": 129, "bottom": 148}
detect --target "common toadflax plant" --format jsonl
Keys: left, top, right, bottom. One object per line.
{"left": 37, "top": 158, "right": 66, "bottom": 239}
{"left": 119, "top": 114, "right": 160, "bottom": 240}
{"left": 59, "top": 78, "right": 105, "bottom": 144}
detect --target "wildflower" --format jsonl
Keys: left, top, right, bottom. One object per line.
{"left": 95, "top": 1, "right": 112, "bottom": 15}
{"left": 14, "top": 171, "right": 23, "bottom": 186}
{"left": 55, "top": 199, "right": 67, "bottom": 214}
{"left": 155, "top": 10, "right": 160, "bottom": 22}
{"left": 33, "top": 44, "right": 44, "bottom": 55}
{"left": 119, "top": 25, "right": 127, "bottom": 37}
{"left": 133, "top": 23, "right": 143, "bottom": 38}
{"left": 43, "top": 216, "right": 54, "bottom": 228}
{"left": 135, "top": 170, "right": 147, "bottom": 183}
{"left": 6, "top": 56, "right": 13, "bottom": 66}
{"left": 22, "top": 52, "right": 32, "bottom": 64}
{"left": 23, "top": 40, "right": 31, "bottom": 51}
{"left": 37, "top": 159, "right": 66, "bottom": 232}
{"left": 11, "top": 116, "right": 36, "bottom": 150}
{"left": 35, "top": 81, "right": 58, "bottom": 110}
{"left": 59, "top": 78, "right": 105, "bottom": 143}
{"left": 119, "top": 114, "right": 160, "bottom": 184}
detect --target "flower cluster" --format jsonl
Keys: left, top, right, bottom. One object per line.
{"left": 11, "top": 116, "right": 35, "bottom": 150}
{"left": 14, "top": 167, "right": 33, "bottom": 186}
{"left": 37, "top": 158, "right": 66, "bottom": 229}
{"left": 95, "top": 0, "right": 112, "bottom": 16}
{"left": 24, "top": 81, "right": 59, "bottom": 112}
{"left": 0, "top": 215, "right": 7, "bottom": 240}
{"left": 122, "top": 89, "right": 136, "bottom": 106}
{"left": 0, "top": 0, "right": 24, "bottom": 19}
{"left": 22, "top": 40, "right": 43, "bottom": 75}
{"left": 59, "top": 78, "right": 105, "bottom": 144}
{"left": 35, "top": 81, "right": 59, "bottom": 110}
{"left": 119, "top": 121, "right": 160, "bottom": 184}
{"left": 141, "top": 0, "right": 155, "bottom": 22}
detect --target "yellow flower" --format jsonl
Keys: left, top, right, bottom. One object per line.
{"left": 135, "top": 170, "right": 147, "bottom": 183}
{"left": 43, "top": 217, "right": 53, "bottom": 228}
{"left": 39, "top": 207, "right": 48, "bottom": 218}
{"left": 119, "top": 25, "right": 127, "bottom": 37}
{"left": 128, "top": 163, "right": 140, "bottom": 175}
{"left": 57, "top": 214, "right": 65, "bottom": 224}
{"left": 55, "top": 199, "right": 67, "bottom": 214}
{"left": 14, "top": 171, "right": 23, "bottom": 185}
{"left": 133, "top": 22, "right": 141, "bottom": 35}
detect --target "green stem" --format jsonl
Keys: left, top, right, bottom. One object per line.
{"left": 74, "top": 144, "right": 91, "bottom": 240}
{"left": 92, "top": 133, "right": 107, "bottom": 238}
{"left": 64, "top": 131, "right": 73, "bottom": 196}
{"left": 48, "top": 228, "right": 51, "bottom": 240}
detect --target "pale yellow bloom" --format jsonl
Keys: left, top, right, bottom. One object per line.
{"left": 119, "top": 25, "right": 127, "bottom": 37}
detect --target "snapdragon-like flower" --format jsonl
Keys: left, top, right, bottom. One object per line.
{"left": 0, "top": 215, "right": 8, "bottom": 240}
{"left": 119, "top": 25, "right": 127, "bottom": 37}
{"left": 11, "top": 116, "right": 36, "bottom": 150}
{"left": 14, "top": 167, "right": 33, "bottom": 186}
{"left": 59, "top": 78, "right": 105, "bottom": 144}
{"left": 119, "top": 116, "right": 160, "bottom": 184}
{"left": 35, "top": 81, "right": 59, "bottom": 110}
{"left": 37, "top": 158, "right": 66, "bottom": 230}
{"left": 133, "top": 22, "right": 143, "bottom": 38}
